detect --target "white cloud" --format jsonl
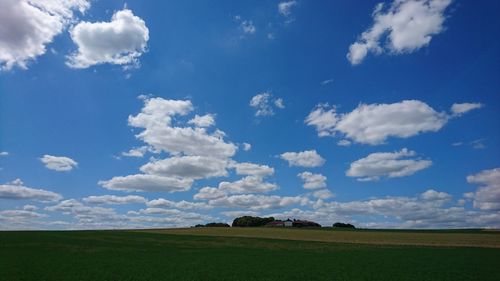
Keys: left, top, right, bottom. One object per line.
{"left": 23, "top": 204, "right": 38, "bottom": 211}
{"left": 280, "top": 150, "right": 325, "bottom": 168}
{"left": 40, "top": 154, "right": 78, "bottom": 172}
{"left": 45, "top": 199, "right": 120, "bottom": 223}
{"left": 128, "top": 97, "right": 236, "bottom": 159}
{"left": 67, "top": 9, "right": 149, "bottom": 68}
{"left": 249, "top": 93, "right": 285, "bottom": 117}
{"left": 140, "top": 156, "right": 228, "bottom": 180}
{"left": 121, "top": 146, "right": 149, "bottom": 158}
{"left": 297, "top": 172, "right": 327, "bottom": 189}
{"left": 0, "top": 0, "right": 89, "bottom": 70}
{"left": 451, "top": 103, "right": 483, "bottom": 116}
{"left": 420, "top": 189, "right": 452, "bottom": 201}
{"left": 193, "top": 187, "right": 226, "bottom": 200}
{"left": 83, "top": 195, "right": 147, "bottom": 205}
{"left": 188, "top": 114, "right": 215, "bottom": 127}
{"left": 240, "top": 20, "right": 256, "bottom": 34}
{"left": 147, "top": 198, "right": 211, "bottom": 210}
{"left": 193, "top": 162, "right": 276, "bottom": 199}
{"left": 208, "top": 194, "right": 308, "bottom": 211}
{"left": 0, "top": 151, "right": 9, "bottom": 156}
{"left": 274, "top": 98, "right": 285, "bottom": 109}
{"left": 100, "top": 97, "right": 241, "bottom": 195}
{"left": 321, "top": 79, "right": 334, "bottom": 85}
{"left": 0, "top": 179, "right": 62, "bottom": 202}
{"left": 242, "top": 143, "right": 252, "bottom": 151}
{"left": 347, "top": 0, "right": 452, "bottom": 65}
{"left": 346, "top": 148, "right": 432, "bottom": 181}
{"left": 220, "top": 210, "right": 259, "bottom": 218}
{"left": 0, "top": 209, "right": 47, "bottom": 227}
{"left": 278, "top": 1, "right": 297, "bottom": 16}
{"left": 306, "top": 100, "right": 449, "bottom": 145}
{"left": 470, "top": 139, "right": 486, "bottom": 150}
{"left": 230, "top": 162, "right": 274, "bottom": 178}
{"left": 304, "top": 104, "right": 338, "bottom": 137}
{"left": 206, "top": 176, "right": 278, "bottom": 195}
{"left": 98, "top": 174, "right": 193, "bottom": 193}
{"left": 313, "top": 189, "right": 334, "bottom": 199}
{"left": 466, "top": 168, "right": 500, "bottom": 211}
{"left": 337, "top": 139, "right": 351, "bottom": 147}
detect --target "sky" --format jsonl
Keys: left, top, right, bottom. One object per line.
{"left": 0, "top": 0, "right": 499, "bottom": 230}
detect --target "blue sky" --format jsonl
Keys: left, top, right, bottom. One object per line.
{"left": 0, "top": 0, "right": 499, "bottom": 229}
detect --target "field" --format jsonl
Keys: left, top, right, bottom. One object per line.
{"left": 1, "top": 229, "right": 500, "bottom": 281}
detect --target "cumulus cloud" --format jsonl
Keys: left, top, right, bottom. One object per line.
{"left": 268, "top": 187, "right": 498, "bottom": 228}
{"left": 230, "top": 162, "right": 274, "bottom": 178}
{"left": 22, "top": 204, "right": 38, "bottom": 211}
{"left": 304, "top": 104, "right": 339, "bottom": 137}
{"left": 466, "top": 168, "right": 500, "bottom": 211}
{"left": 0, "top": 209, "right": 47, "bottom": 228}
{"left": 40, "top": 154, "right": 78, "bottom": 171}
{"left": 312, "top": 189, "right": 334, "bottom": 199}
{"left": 193, "top": 162, "right": 277, "bottom": 200}
{"left": 193, "top": 187, "right": 226, "bottom": 200}
{"left": 297, "top": 172, "right": 327, "bottom": 189}
{"left": 188, "top": 114, "right": 215, "bottom": 127}
{"left": 0, "top": 179, "right": 62, "bottom": 202}
{"left": 420, "top": 189, "right": 452, "bottom": 201}
{"left": 45, "top": 199, "right": 119, "bottom": 222}
{"left": 98, "top": 174, "right": 193, "bottom": 193}
{"left": 346, "top": 148, "right": 432, "bottom": 181}
{"left": 306, "top": 100, "right": 450, "bottom": 145}
{"left": 250, "top": 93, "right": 285, "bottom": 117}
{"left": 146, "top": 198, "right": 211, "bottom": 210}
{"left": 451, "top": 103, "right": 483, "bottom": 116}
{"left": 278, "top": 1, "right": 297, "bottom": 16}
{"left": 196, "top": 176, "right": 277, "bottom": 197}
{"left": 100, "top": 97, "right": 240, "bottom": 194}
{"left": 0, "top": 151, "right": 9, "bottom": 156}
{"left": 67, "top": 9, "right": 149, "bottom": 68}
{"left": 280, "top": 150, "right": 325, "bottom": 168}
{"left": 242, "top": 143, "right": 252, "bottom": 151}
{"left": 83, "top": 195, "right": 147, "bottom": 205}
{"left": 121, "top": 146, "right": 149, "bottom": 158}
{"left": 128, "top": 97, "right": 236, "bottom": 159}
{"left": 0, "top": 0, "right": 89, "bottom": 70}
{"left": 140, "top": 156, "right": 228, "bottom": 180}
{"left": 347, "top": 0, "right": 453, "bottom": 65}
{"left": 208, "top": 194, "right": 308, "bottom": 211}
{"left": 274, "top": 98, "right": 285, "bottom": 109}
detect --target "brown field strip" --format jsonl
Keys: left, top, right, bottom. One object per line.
{"left": 139, "top": 227, "right": 500, "bottom": 248}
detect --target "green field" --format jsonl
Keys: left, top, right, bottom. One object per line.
{"left": 1, "top": 229, "right": 500, "bottom": 281}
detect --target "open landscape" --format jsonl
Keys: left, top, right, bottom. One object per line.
{"left": 1, "top": 228, "right": 500, "bottom": 281}
{"left": 1, "top": 0, "right": 500, "bottom": 280}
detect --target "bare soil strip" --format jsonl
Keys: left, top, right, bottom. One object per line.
{"left": 139, "top": 227, "right": 500, "bottom": 248}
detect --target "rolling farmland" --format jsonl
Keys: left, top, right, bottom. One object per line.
{"left": 1, "top": 229, "right": 499, "bottom": 281}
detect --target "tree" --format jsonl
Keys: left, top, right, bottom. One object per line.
{"left": 232, "top": 216, "right": 275, "bottom": 227}
{"left": 195, "top": 222, "right": 230, "bottom": 227}
{"left": 333, "top": 222, "right": 355, "bottom": 229}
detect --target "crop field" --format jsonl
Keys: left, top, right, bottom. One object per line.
{"left": 1, "top": 229, "right": 500, "bottom": 281}
{"left": 142, "top": 227, "right": 500, "bottom": 248}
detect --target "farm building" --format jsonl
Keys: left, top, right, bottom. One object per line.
{"left": 266, "top": 219, "right": 293, "bottom": 227}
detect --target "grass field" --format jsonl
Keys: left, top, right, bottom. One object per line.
{"left": 1, "top": 229, "right": 500, "bottom": 281}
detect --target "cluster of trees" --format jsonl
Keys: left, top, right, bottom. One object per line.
{"left": 232, "top": 216, "right": 275, "bottom": 227}
{"left": 333, "top": 222, "right": 355, "bottom": 229}
{"left": 194, "top": 222, "right": 230, "bottom": 227}
{"left": 195, "top": 217, "right": 355, "bottom": 229}
{"left": 293, "top": 220, "right": 321, "bottom": 228}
